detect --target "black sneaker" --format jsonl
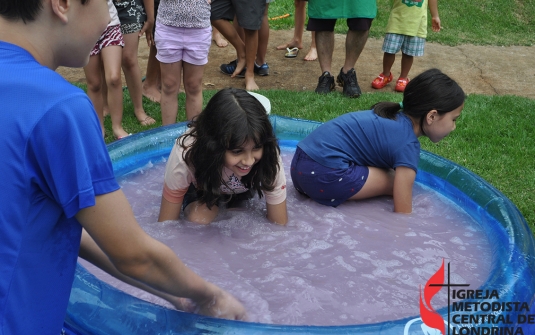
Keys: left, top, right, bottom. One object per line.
{"left": 254, "top": 62, "right": 269, "bottom": 76}
{"left": 336, "top": 68, "right": 362, "bottom": 98}
{"left": 315, "top": 71, "right": 335, "bottom": 94}
{"left": 220, "top": 59, "right": 246, "bottom": 78}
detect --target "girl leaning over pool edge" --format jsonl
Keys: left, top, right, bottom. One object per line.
{"left": 159, "top": 88, "right": 288, "bottom": 225}
{"left": 291, "top": 68, "right": 466, "bottom": 213}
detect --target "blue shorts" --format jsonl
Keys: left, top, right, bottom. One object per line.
{"left": 290, "top": 147, "right": 369, "bottom": 207}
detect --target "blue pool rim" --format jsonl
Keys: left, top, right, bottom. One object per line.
{"left": 65, "top": 116, "right": 535, "bottom": 334}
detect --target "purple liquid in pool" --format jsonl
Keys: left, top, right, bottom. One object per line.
{"left": 80, "top": 148, "right": 491, "bottom": 326}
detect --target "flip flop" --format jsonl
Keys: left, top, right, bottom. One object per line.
{"left": 285, "top": 47, "right": 299, "bottom": 58}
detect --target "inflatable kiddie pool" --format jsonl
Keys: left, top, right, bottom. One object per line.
{"left": 64, "top": 116, "right": 535, "bottom": 334}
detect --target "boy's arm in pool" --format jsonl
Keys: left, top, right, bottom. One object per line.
{"left": 266, "top": 200, "right": 288, "bottom": 225}
{"left": 392, "top": 166, "right": 416, "bottom": 214}
{"left": 158, "top": 196, "right": 183, "bottom": 222}
{"left": 79, "top": 229, "right": 195, "bottom": 312}
{"left": 76, "top": 189, "right": 247, "bottom": 320}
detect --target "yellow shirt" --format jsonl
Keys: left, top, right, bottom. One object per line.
{"left": 385, "top": 0, "right": 428, "bottom": 38}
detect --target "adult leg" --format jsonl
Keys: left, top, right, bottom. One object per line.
{"left": 243, "top": 28, "right": 259, "bottom": 90}
{"left": 399, "top": 52, "right": 414, "bottom": 79}
{"left": 315, "top": 30, "right": 334, "bottom": 74}
{"left": 101, "top": 45, "right": 129, "bottom": 139}
{"left": 83, "top": 55, "right": 105, "bottom": 137}
{"left": 121, "top": 32, "right": 156, "bottom": 126}
{"left": 160, "top": 60, "right": 183, "bottom": 125}
{"left": 212, "top": 19, "right": 246, "bottom": 77}
{"left": 276, "top": 0, "right": 305, "bottom": 50}
{"left": 182, "top": 62, "right": 204, "bottom": 121}
{"left": 341, "top": 29, "right": 369, "bottom": 74}
{"left": 349, "top": 167, "right": 394, "bottom": 200}
{"left": 142, "top": 43, "right": 162, "bottom": 103}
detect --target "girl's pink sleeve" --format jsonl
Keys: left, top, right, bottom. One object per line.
{"left": 162, "top": 141, "right": 195, "bottom": 203}
{"left": 162, "top": 182, "right": 188, "bottom": 204}
{"left": 264, "top": 154, "right": 287, "bottom": 205}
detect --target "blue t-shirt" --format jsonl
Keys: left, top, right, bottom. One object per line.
{"left": 298, "top": 110, "right": 420, "bottom": 171}
{"left": 0, "top": 41, "right": 120, "bottom": 334}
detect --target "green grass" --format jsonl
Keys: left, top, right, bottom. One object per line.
{"left": 267, "top": 0, "right": 535, "bottom": 46}
{"left": 95, "top": 89, "right": 535, "bottom": 234}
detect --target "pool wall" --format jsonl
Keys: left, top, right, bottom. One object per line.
{"left": 65, "top": 116, "right": 535, "bottom": 334}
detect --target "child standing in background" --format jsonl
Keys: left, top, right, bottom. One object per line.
{"left": 155, "top": 0, "right": 212, "bottom": 125}
{"left": 84, "top": 0, "right": 129, "bottom": 140}
{"left": 159, "top": 88, "right": 288, "bottom": 225}
{"left": 114, "top": 0, "right": 157, "bottom": 125}
{"left": 371, "top": 0, "right": 440, "bottom": 92}
{"left": 292, "top": 69, "right": 464, "bottom": 214}
{"left": 276, "top": 0, "right": 317, "bottom": 61}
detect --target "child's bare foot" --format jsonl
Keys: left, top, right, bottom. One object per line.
{"left": 113, "top": 127, "right": 130, "bottom": 140}
{"left": 231, "top": 58, "right": 246, "bottom": 78}
{"left": 135, "top": 112, "right": 156, "bottom": 126}
{"left": 103, "top": 106, "right": 109, "bottom": 117}
{"left": 142, "top": 86, "right": 161, "bottom": 103}
{"left": 212, "top": 31, "right": 228, "bottom": 48}
{"left": 276, "top": 39, "right": 302, "bottom": 51}
{"left": 245, "top": 74, "right": 259, "bottom": 91}
{"left": 304, "top": 47, "right": 317, "bottom": 61}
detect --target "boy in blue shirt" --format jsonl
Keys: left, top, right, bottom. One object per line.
{"left": 0, "top": 1, "right": 245, "bottom": 333}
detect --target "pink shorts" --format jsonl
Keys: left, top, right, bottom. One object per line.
{"left": 155, "top": 23, "right": 211, "bottom": 65}
{"left": 90, "top": 25, "right": 124, "bottom": 57}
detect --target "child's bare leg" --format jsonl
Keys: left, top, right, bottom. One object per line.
{"left": 122, "top": 32, "right": 156, "bottom": 126}
{"left": 83, "top": 55, "right": 105, "bottom": 137}
{"left": 182, "top": 62, "right": 204, "bottom": 121}
{"left": 382, "top": 52, "right": 396, "bottom": 77}
{"left": 101, "top": 74, "right": 110, "bottom": 117}
{"left": 160, "top": 60, "right": 182, "bottom": 125}
{"left": 184, "top": 201, "right": 219, "bottom": 225}
{"left": 256, "top": 3, "right": 270, "bottom": 66}
{"left": 142, "top": 43, "right": 162, "bottom": 103}
{"left": 304, "top": 31, "right": 317, "bottom": 61}
{"left": 101, "top": 45, "right": 129, "bottom": 139}
{"left": 243, "top": 28, "right": 259, "bottom": 90}
{"left": 350, "top": 167, "right": 395, "bottom": 200}
{"left": 233, "top": 17, "right": 245, "bottom": 43}
{"left": 211, "top": 19, "right": 246, "bottom": 77}
{"left": 276, "top": 0, "right": 305, "bottom": 50}
{"left": 399, "top": 52, "right": 414, "bottom": 79}
{"left": 212, "top": 26, "right": 228, "bottom": 47}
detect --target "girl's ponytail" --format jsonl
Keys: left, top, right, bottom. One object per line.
{"left": 372, "top": 101, "right": 404, "bottom": 120}
{"left": 372, "top": 69, "right": 465, "bottom": 126}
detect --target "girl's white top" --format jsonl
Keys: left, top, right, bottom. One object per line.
{"left": 107, "top": 0, "right": 121, "bottom": 27}
{"left": 162, "top": 134, "right": 287, "bottom": 206}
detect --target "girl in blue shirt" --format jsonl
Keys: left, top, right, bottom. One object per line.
{"left": 291, "top": 68, "right": 465, "bottom": 213}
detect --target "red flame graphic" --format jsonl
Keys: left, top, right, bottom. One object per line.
{"left": 419, "top": 259, "right": 445, "bottom": 335}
